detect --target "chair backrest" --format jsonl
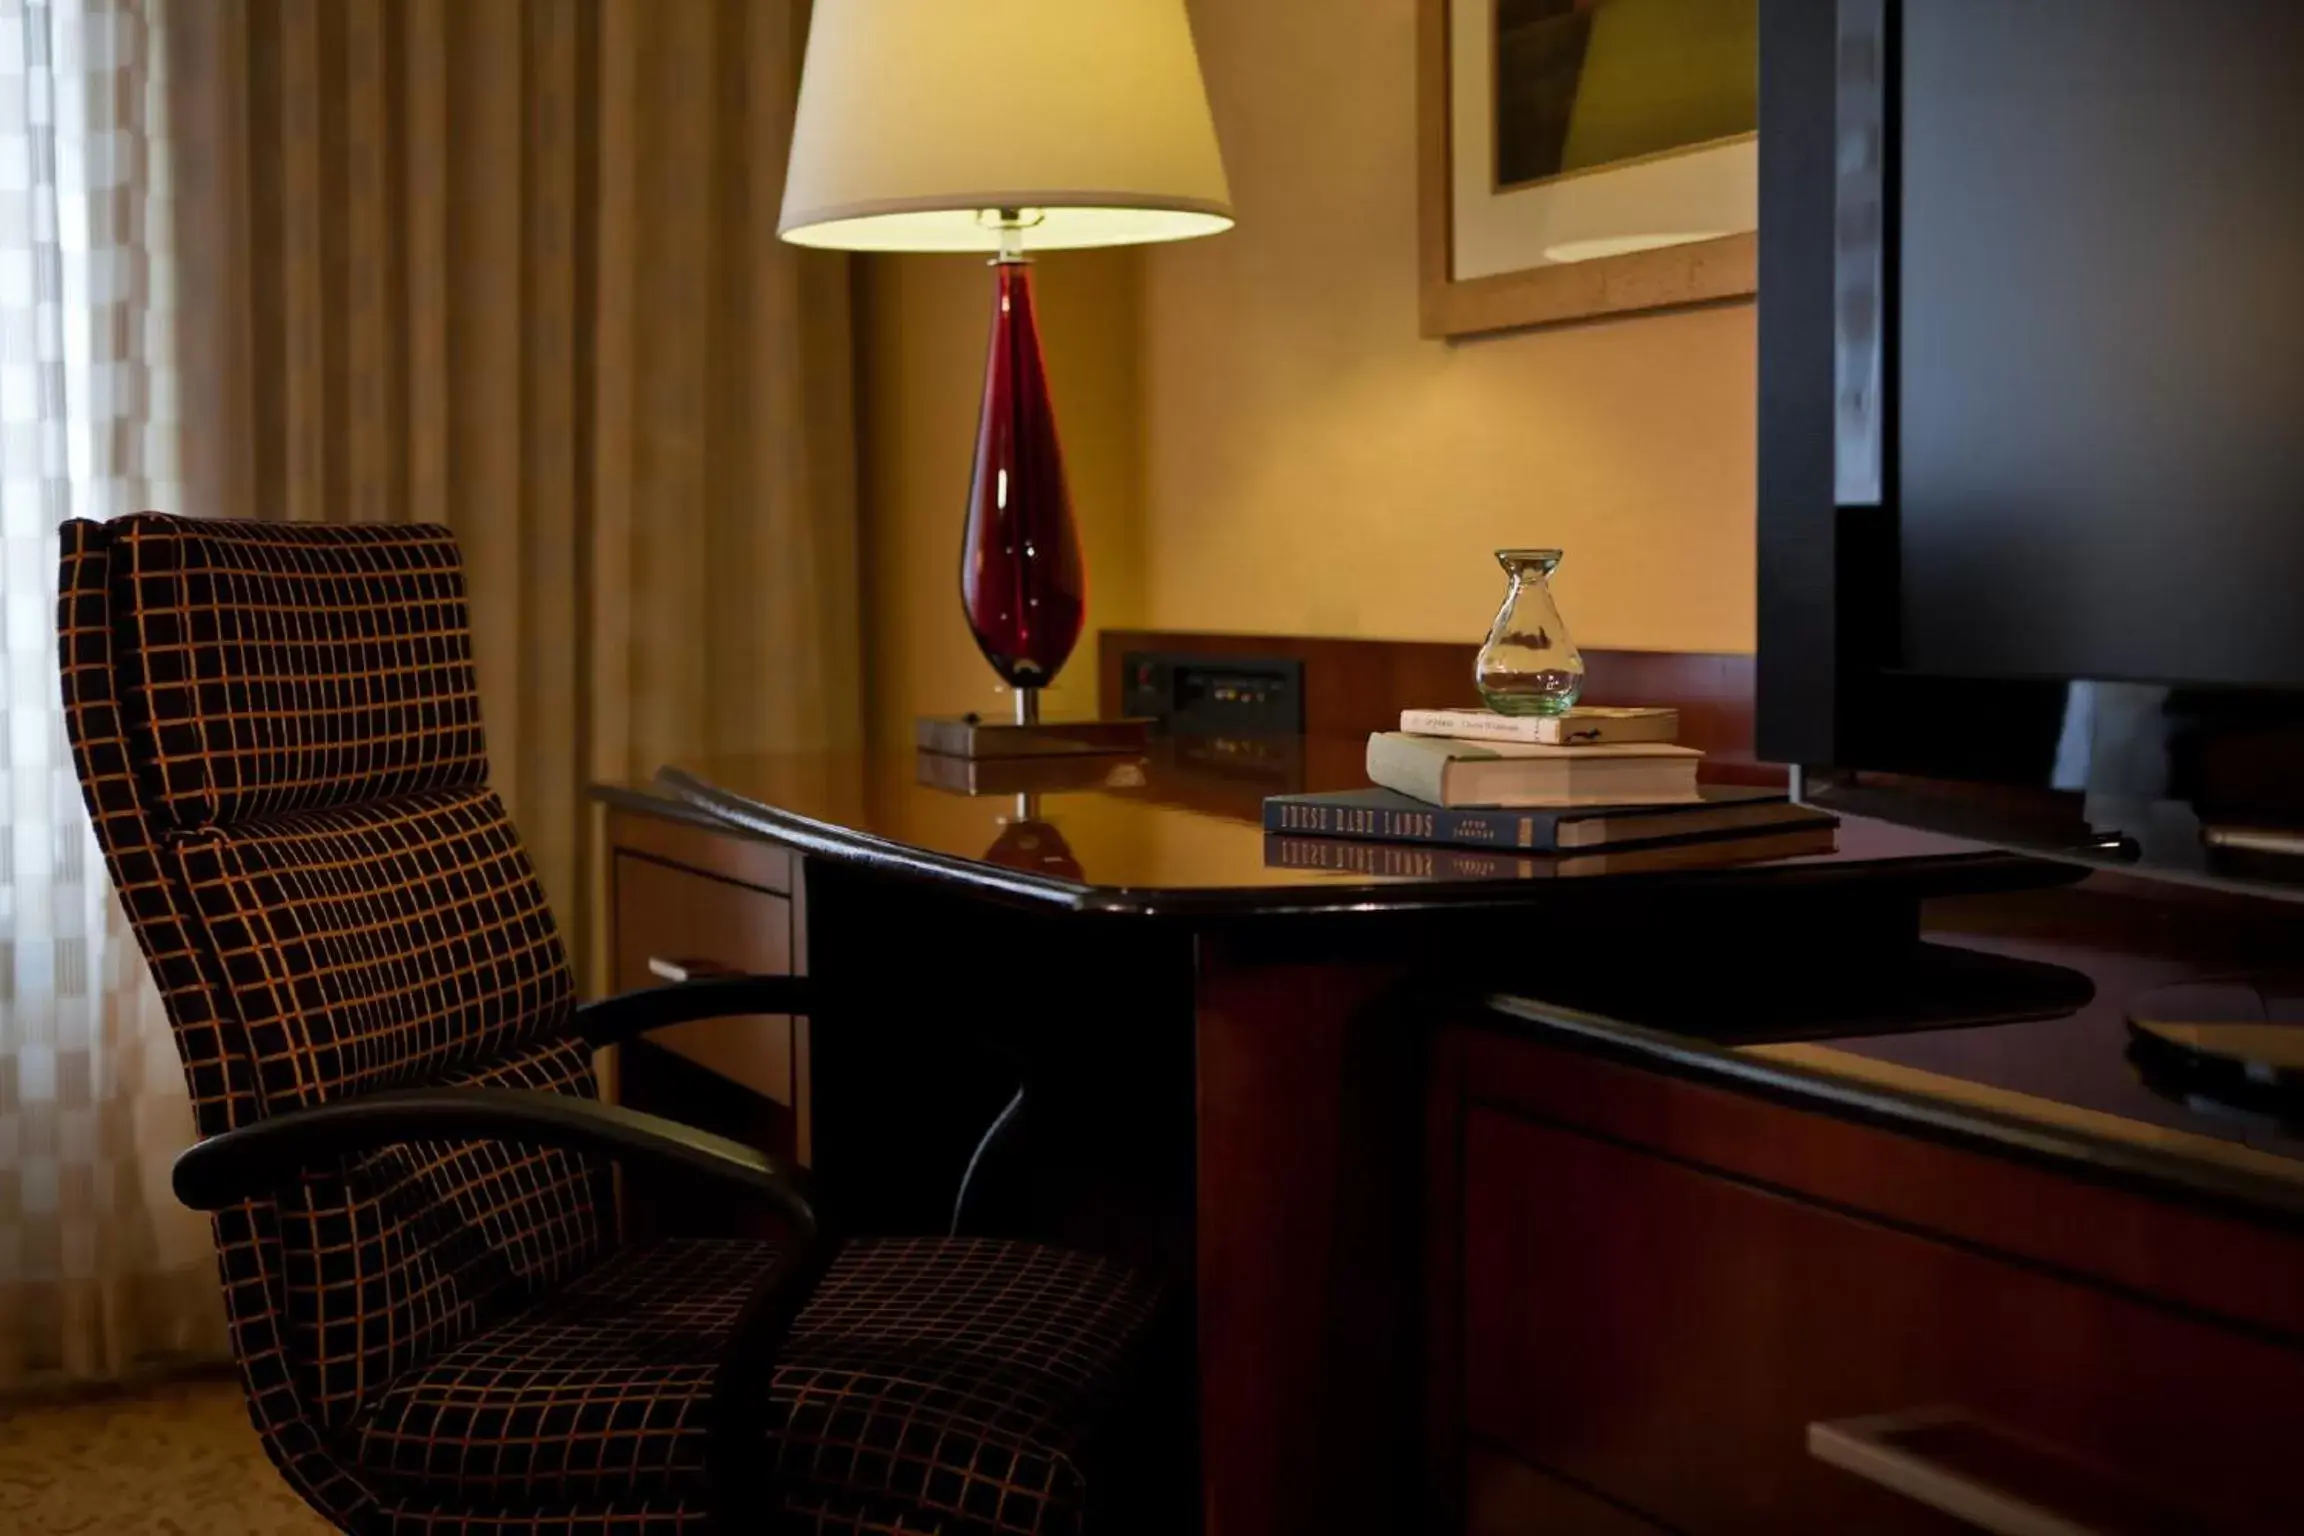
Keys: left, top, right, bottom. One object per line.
{"left": 55, "top": 514, "right": 611, "bottom": 1456}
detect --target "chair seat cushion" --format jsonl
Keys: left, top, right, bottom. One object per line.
{"left": 348, "top": 1236, "right": 1158, "bottom": 1534}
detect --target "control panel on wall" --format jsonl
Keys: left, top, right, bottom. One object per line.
{"left": 1121, "top": 651, "right": 1306, "bottom": 736}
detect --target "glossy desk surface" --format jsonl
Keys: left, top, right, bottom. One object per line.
{"left": 645, "top": 736, "right": 2038, "bottom": 918}
{"left": 1491, "top": 875, "right": 2304, "bottom": 1227}
{"left": 621, "top": 735, "right": 2304, "bottom": 1227}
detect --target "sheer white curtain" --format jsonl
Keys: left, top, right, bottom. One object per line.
{"left": 0, "top": 0, "right": 221, "bottom": 1389}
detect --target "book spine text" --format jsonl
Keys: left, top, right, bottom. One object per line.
{"left": 1263, "top": 799, "right": 1537, "bottom": 847}
{"left": 1265, "top": 836, "right": 1538, "bottom": 881}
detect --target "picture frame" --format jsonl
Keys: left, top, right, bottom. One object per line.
{"left": 1417, "top": 0, "right": 1759, "bottom": 338}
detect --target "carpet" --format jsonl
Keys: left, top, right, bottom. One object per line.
{"left": 0, "top": 1376, "right": 332, "bottom": 1534}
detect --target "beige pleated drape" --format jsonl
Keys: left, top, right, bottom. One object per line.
{"left": 164, "top": 0, "right": 864, "bottom": 964}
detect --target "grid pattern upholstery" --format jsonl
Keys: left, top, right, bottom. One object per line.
{"left": 57, "top": 516, "right": 385, "bottom": 1526}
{"left": 97, "top": 514, "right": 615, "bottom": 1436}
{"left": 172, "top": 788, "right": 577, "bottom": 1109}
{"left": 352, "top": 1239, "right": 767, "bottom": 1514}
{"left": 354, "top": 1238, "right": 1157, "bottom": 1536}
{"left": 56, "top": 514, "right": 1159, "bottom": 1535}
{"left": 768, "top": 1239, "right": 1156, "bottom": 1534}
{"left": 105, "top": 513, "right": 489, "bottom": 829}
{"left": 268, "top": 1033, "right": 609, "bottom": 1430}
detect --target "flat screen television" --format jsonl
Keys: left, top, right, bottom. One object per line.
{"left": 1757, "top": 0, "right": 2304, "bottom": 899}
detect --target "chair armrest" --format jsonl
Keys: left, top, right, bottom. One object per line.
{"left": 573, "top": 973, "right": 815, "bottom": 1050}
{"left": 171, "top": 1086, "right": 817, "bottom": 1242}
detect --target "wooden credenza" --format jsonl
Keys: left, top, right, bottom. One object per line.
{"left": 1430, "top": 1020, "right": 2304, "bottom": 1534}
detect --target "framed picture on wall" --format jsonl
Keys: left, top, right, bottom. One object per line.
{"left": 1418, "top": 0, "right": 1759, "bottom": 337}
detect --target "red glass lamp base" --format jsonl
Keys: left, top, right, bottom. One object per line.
{"left": 960, "top": 259, "right": 1087, "bottom": 694}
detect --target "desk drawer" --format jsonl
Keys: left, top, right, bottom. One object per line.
{"left": 611, "top": 851, "right": 794, "bottom": 1105}
{"left": 605, "top": 804, "right": 792, "bottom": 892}
{"left": 1461, "top": 1102, "right": 2304, "bottom": 1533}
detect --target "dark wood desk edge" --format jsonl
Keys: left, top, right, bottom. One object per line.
{"left": 654, "top": 769, "right": 1107, "bottom": 909}
{"left": 654, "top": 768, "right": 2070, "bottom": 921}
{"left": 594, "top": 781, "right": 769, "bottom": 837}
{"left": 1478, "top": 994, "right": 2304, "bottom": 1234}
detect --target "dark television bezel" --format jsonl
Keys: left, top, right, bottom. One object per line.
{"left": 1754, "top": 0, "right": 2304, "bottom": 904}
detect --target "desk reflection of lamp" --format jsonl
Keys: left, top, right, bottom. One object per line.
{"left": 778, "top": 0, "right": 1232, "bottom": 759}
{"left": 916, "top": 750, "right": 1146, "bottom": 800}
{"left": 983, "top": 795, "right": 1084, "bottom": 882}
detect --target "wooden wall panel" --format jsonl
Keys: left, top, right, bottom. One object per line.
{"left": 1098, "top": 630, "right": 1780, "bottom": 784}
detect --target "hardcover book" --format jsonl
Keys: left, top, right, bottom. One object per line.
{"left": 1262, "top": 785, "right": 1834, "bottom": 852}
{"left": 1365, "top": 731, "right": 1703, "bottom": 808}
{"left": 1263, "top": 824, "right": 1839, "bottom": 880}
{"left": 1398, "top": 705, "right": 1678, "bottom": 746}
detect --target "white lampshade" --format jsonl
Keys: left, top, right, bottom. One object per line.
{"left": 779, "top": 0, "right": 1234, "bottom": 254}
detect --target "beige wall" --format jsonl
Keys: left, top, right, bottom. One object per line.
{"left": 857, "top": 0, "right": 1757, "bottom": 738}
{"left": 1143, "top": 0, "right": 1755, "bottom": 655}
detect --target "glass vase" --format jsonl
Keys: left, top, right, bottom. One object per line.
{"left": 1476, "top": 548, "right": 1584, "bottom": 716}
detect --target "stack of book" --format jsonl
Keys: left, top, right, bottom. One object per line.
{"left": 1262, "top": 705, "right": 1837, "bottom": 877}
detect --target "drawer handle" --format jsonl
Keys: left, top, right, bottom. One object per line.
{"left": 1809, "top": 1413, "right": 2113, "bottom": 1536}
{"left": 647, "top": 956, "right": 738, "bottom": 984}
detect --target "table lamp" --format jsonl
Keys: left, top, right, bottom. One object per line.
{"left": 779, "top": 0, "right": 1233, "bottom": 755}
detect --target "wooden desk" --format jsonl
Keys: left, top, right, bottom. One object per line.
{"left": 1441, "top": 874, "right": 2304, "bottom": 1533}
{"left": 602, "top": 737, "right": 2056, "bottom": 1535}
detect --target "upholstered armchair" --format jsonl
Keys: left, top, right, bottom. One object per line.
{"left": 56, "top": 512, "right": 1160, "bottom": 1534}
